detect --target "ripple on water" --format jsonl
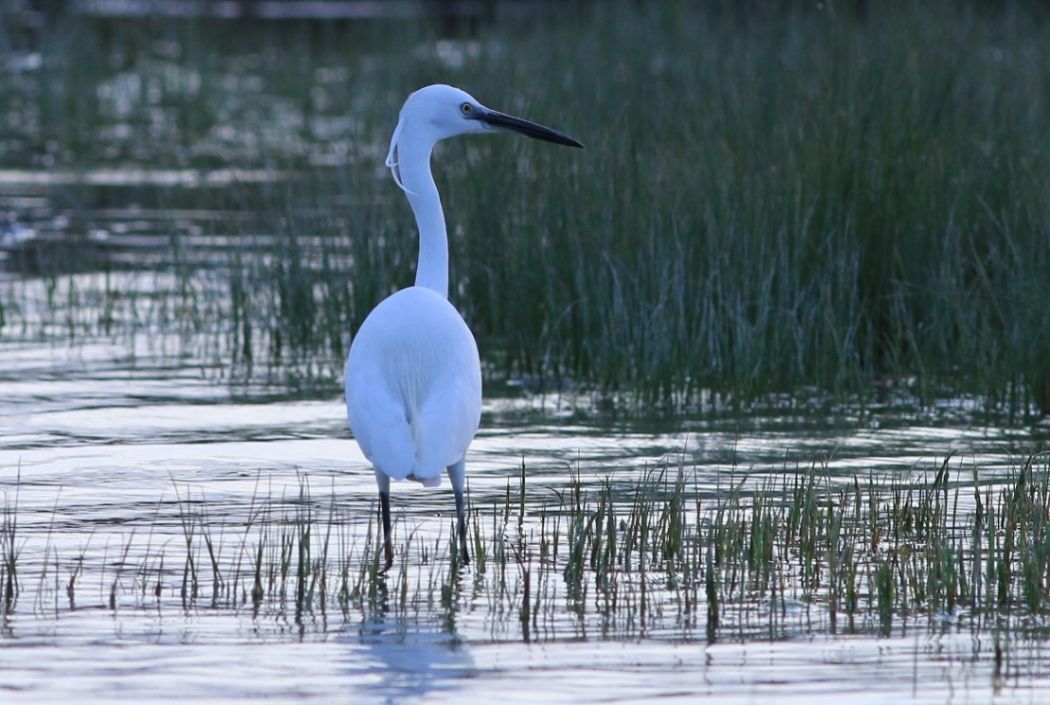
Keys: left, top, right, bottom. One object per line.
{"left": 1, "top": 333, "right": 1049, "bottom": 703}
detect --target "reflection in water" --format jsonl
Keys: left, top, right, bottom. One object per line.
{"left": 347, "top": 579, "right": 475, "bottom": 705}
{"left": 2, "top": 288, "right": 1050, "bottom": 704}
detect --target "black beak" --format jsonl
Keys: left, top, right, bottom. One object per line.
{"left": 477, "top": 108, "right": 583, "bottom": 148}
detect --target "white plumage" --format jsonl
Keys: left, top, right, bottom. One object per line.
{"left": 344, "top": 84, "right": 581, "bottom": 568}
{"left": 346, "top": 286, "right": 480, "bottom": 486}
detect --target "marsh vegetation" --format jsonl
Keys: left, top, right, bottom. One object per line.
{"left": 3, "top": 1, "right": 1049, "bottom": 412}
{"left": 2, "top": 1, "right": 1050, "bottom": 702}
{"left": 8, "top": 455, "right": 1050, "bottom": 645}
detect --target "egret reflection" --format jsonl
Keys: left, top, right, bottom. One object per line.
{"left": 345, "top": 576, "right": 476, "bottom": 704}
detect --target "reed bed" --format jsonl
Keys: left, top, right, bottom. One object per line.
{"left": 2, "top": 1, "right": 1049, "bottom": 413}
{"left": 3, "top": 456, "right": 1050, "bottom": 647}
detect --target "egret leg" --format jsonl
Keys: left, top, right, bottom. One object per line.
{"left": 375, "top": 470, "right": 394, "bottom": 570}
{"left": 447, "top": 459, "right": 470, "bottom": 565}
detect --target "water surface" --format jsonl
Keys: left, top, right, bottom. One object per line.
{"left": 2, "top": 19, "right": 1049, "bottom": 703}
{"left": 2, "top": 311, "right": 1049, "bottom": 703}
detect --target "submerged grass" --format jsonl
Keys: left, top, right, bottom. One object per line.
{"left": 2, "top": 1, "right": 1050, "bottom": 412}
{"left": 4, "top": 456, "right": 1050, "bottom": 645}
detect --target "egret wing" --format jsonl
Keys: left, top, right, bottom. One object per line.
{"left": 345, "top": 287, "right": 481, "bottom": 483}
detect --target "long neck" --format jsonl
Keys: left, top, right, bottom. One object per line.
{"left": 397, "top": 133, "right": 448, "bottom": 298}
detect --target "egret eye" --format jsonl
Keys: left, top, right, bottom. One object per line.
{"left": 461, "top": 102, "right": 472, "bottom": 114}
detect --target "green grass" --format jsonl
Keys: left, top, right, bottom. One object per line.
{"left": 5, "top": 457, "right": 1050, "bottom": 644}
{"left": 2, "top": 1, "right": 1050, "bottom": 412}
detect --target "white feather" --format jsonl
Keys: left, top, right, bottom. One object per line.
{"left": 346, "top": 84, "right": 576, "bottom": 526}
{"left": 385, "top": 115, "right": 410, "bottom": 194}
{"left": 345, "top": 287, "right": 481, "bottom": 483}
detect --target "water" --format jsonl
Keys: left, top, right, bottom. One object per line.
{"left": 2, "top": 302, "right": 1049, "bottom": 703}
{"left": 2, "top": 176, "right": 1050, "bottom": 701}
{"left": 3, "top": 15, "right": 1050, "bottom": 704}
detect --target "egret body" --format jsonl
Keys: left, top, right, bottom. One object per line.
{"left": 345, "top": 85, "right": 581, "bottom": 568}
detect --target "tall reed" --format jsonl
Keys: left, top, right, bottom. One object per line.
{"left": 4, "top": 2, "right": 1049, "bottom": 412}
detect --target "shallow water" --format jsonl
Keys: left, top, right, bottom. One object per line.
{"left": 2, "top": 313, "right": 1050, "bottom": 703}
{"left": 3, "top": 20, "right": 1050, "bottom": 704}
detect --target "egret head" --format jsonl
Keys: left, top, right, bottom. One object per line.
{"left": 386, "top": 84, "right": 582, "bottom": 189}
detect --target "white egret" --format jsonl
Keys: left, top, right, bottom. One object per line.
{"left": 345, "top": 84, "right": 581, "bottom": 568}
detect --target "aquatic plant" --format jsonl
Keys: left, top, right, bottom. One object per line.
{"left": 4, "top": 456, "right": 1050, "bottom": 645}
{"left": 3, "top": 1, "right": 1049, "bottom": 413}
